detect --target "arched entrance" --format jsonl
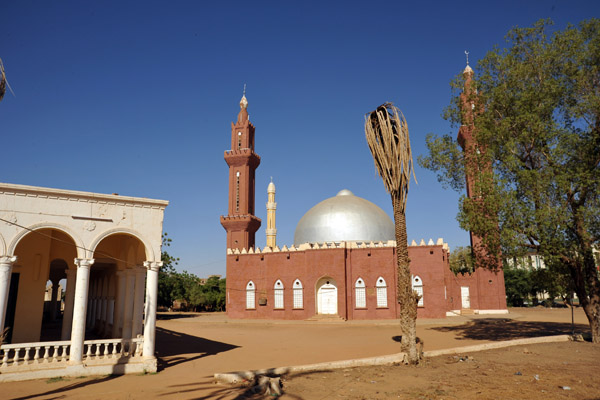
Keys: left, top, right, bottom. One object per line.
{"left": 11, "top": 228, "right": 77, "bottom": 343}
{"left": 316, "top": 277, "right": 337, "bottom": 315}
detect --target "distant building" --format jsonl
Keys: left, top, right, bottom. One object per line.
{"left": 222, "top": 69, "right": 507, "bottom": 320}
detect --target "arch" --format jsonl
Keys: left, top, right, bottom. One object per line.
{"left": 8, "top": 222, "right": 85, "bottom": 259}
{"left": 89, "top": 228, "right": 155, "bottom": 262}
{"left": 412, "top": 275, "right": 424, "bottom": 307}
{"left": 376, "top": 276, "right": 388, "bottom": 308}
{"left": 246, "top": 280, "right": 256, "bottom": 309}
{"left": 354, "top": 277, "right": 366, "bottom": 308}
{"left": 273, "top": 279, "right": 284, "bottom": 309}
{"left": 0, "top": 233, "right": 6, "bottom": 255}
{"left": 315, "top": 276, "right": 337, "bottom": 315}
{"left": 292, "top": 279, "right": 303, "bottom": 309}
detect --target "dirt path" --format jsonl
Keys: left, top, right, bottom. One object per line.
{"left": 1, "top": 307, "right": 593, "bottom": 399}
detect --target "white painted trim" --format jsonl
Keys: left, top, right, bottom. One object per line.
{"left": 446, "top": 310, "right": 462, "bottom": 316}
{"left": 476, "top": 309, "right": 509, "bottom": 314}
{"left": 0, "top": 182, "right": 168, "bottom": 208}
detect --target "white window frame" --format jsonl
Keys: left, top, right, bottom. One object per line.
{"left": 376, "top": 276, "right": 388, "bottom": 308}
{"left": 293, "top": 279, "right": 303, "bottom": 309}
{"left": 274, "top": 279, "right": 284, "bottom": 309}
{"left": 246, "top": 281, "right": 256, "bottom": 309}
{"left": 412, "top": 275, "right": 424, "bottom": 307}
{"left": 355, "top": 278, "right": 366, "bottom": 308}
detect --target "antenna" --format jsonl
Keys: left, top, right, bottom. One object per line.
{"left": 464, "top": 50, "right": 470, "bottom": 66}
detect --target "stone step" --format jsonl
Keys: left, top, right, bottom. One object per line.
{"left": 461, "top": 309, "right": 475, "bottom": 315}
{"left": 306, "top": 314, "right": 346, "bottom": 322}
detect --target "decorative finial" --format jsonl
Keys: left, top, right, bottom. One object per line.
{"left": 465, "top": 50, "right": 469, "bottom": 66}
{"left": 240, "top": 84, "right": 248, "bottom": 109}
{"left": 270, "top": 176, "right": 273, "bottom": 183}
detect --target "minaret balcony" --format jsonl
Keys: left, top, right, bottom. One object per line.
{"left": 224, "top": 149, "right": 260, "bottom": 168}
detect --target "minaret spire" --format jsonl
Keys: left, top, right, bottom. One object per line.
{"left": 266, "top": 179, "right": 277, "bottom": 248}
{"left": 221, "top": 93, "right": 261, "bottom": 251}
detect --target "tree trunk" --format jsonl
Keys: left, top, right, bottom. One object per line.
{"left": 393, "top": 195, "right": 420, "bottom": 364}
{"left": 583, "top": 302, "right": 600, "bottom": 343}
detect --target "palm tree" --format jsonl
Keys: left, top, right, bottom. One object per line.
{"left": 365, "top": 102, "right": 419, "bottom": 364}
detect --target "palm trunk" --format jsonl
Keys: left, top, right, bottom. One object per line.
{"left": 393, "top": 195, "right": 419, "bottom": 363}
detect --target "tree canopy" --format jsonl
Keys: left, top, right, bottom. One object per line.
{"left": 419, "top": 19, "right": 600, "bottom": 342}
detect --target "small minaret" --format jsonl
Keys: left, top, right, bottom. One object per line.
{"left": 266, "top": 179, "right": 277, "bottom": 248}
{"left": 220, "top": 90, "right": 261, "bottom": 251}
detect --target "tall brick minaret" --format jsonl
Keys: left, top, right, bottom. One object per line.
{"left": 220, "top": 93, "right": 261, "bottom": 251}
{"left": 457, "top": 61, "right": 507, "bottom": 311}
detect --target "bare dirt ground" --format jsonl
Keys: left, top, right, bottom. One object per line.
{"left": 2, "top": 307, "right": 597, "bottom": 399}
{"left": 281, "top": 341, "right": 600, "bottom": 400}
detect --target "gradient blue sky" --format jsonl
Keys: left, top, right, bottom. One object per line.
{"left": 1, "top": 1, "right": 598, "bottom": 277}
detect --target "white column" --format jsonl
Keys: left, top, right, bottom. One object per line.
{"left": 122, "top": 269, "right": 136, "bottom": 340}
{"left": 0, "top": 256, "right": 17, "bottom": 334}
{"left": 69, "top": 258, "right": 94, "bottom": 365}
{"left": 112, "top": 270, "right": 126, "bottom": 338}
{"left": 142, "top": 261, "right": 162, "bottom": 360}
{"left": 61, "top": 269, "right": 77, "bottom": 340}
{"left": 131, "top": 267, "right": 146, "bottom": 338}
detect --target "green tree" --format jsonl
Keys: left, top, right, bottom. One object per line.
{"left": 503, "top": 265, "right": 533, "bottom": 306}
{"left": 365, "top": 103, "right": 419, "bottom": 363}
{"left": 158, "top": 233, "right": 180, "bottom": 308}
{"left": 419, "top": 19, "right": 600, "bottom": 342}
{"left": 449, "top": 246, "right": 475, "bottom": 275}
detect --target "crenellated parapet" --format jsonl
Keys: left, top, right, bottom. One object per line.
{"left": 226, "top": 238, "right": 449, "bottom": 256}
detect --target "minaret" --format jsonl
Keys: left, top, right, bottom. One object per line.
{"left": 266, "top": 179, "right": 277, "bottom": 248}
{"left": 220, "top": 91, "right": 261, "bottom": 251}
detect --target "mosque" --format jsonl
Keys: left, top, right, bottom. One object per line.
{"left": 222, "top": 66, "right": 508, "bottom": 320}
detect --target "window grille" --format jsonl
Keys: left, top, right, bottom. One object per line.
{"left": 355, "top": 278, "right": 366, "bottom": 308}
{"left": 246, "top": 281, "right": 255, "bottom": 309}
{"left": 293, "top": 279, "right": 303, "bottom": 309}
{"left": 274, "top": 280, "right": 284, "bottom": 309}
{"left": 376, "top": 277, "right": 387, "bottom": 308}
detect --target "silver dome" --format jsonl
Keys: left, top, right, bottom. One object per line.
{"left": 294, "top": 189, "right": 395, "bottom": 245}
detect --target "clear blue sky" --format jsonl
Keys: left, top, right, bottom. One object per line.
{"left": 1, "top": 1, "right": 598, "bottom": 277}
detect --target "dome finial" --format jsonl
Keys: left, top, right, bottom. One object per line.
{"left": 240, "top": 83, "right": 248, "bottom": 109}
{"left": 463, "top": 51, "right": 473, "bottom": 74}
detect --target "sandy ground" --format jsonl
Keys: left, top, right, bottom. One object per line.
{"left": 1, "top": 307, "right": 595, "bottom": 399}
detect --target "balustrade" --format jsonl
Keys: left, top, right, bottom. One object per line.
{"left": 0, "top": 337, "right": 144, "bottom": 371}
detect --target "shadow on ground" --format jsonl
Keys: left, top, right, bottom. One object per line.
{"left": 10, "top": 374, "right": 120, "bottom": 400}
{"left": 157, "top": 312, "right": 203, "bottom": 321}
{"left": 428, "top": 319, "right": 590, "bottom": 341}
{"left": 155, "top": 327, "right": 239, "bottom": 371}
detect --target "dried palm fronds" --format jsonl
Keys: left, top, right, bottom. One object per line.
{"left": 0, "top": 57, "right": 6, "bottom": 102}
{"left": 364, "top": 103, "right": 416, "bottom": 211}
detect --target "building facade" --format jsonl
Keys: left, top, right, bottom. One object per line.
{"left": 0, "top": 182, "right": 167, "bottom": 381}
{"left": 223, "top": 69, "right": 507, "bottom": 321}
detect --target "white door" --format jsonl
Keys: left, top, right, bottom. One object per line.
{"left": 461, "top": 286, "right": 470, "bottom": 309}
{"left": 318, "top": 283, "right": 337, "bottom": 315}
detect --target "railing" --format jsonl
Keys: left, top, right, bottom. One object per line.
{"left": 1, "top": 340, "right": 71, "bottom": 369}
{"left": 83, "top": 337, "right": 144, "bottom": 361}
{"left": 0, "top": 337, "right": 144, "bottom": 371}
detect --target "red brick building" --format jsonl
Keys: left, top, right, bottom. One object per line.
{"left": 222, "top": 72, "right": 507, "bottom": 320}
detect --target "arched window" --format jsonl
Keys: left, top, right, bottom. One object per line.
{"left": 246, "top": 281, "right": 256, "bottom": 309}
{"left": 412, "top": 275, "right": 424, "bottom": 307}
{"left": 293, "top": 279, "right": 303, "bottom": 309}
{"left": 274, "top": 280, "right": 284, "bottom": 309}
{"left": 376, "top": 277, "right": 387, "bottom": 308}
{"left": 355, "top": 278, "right": 366, "bottom": 308}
